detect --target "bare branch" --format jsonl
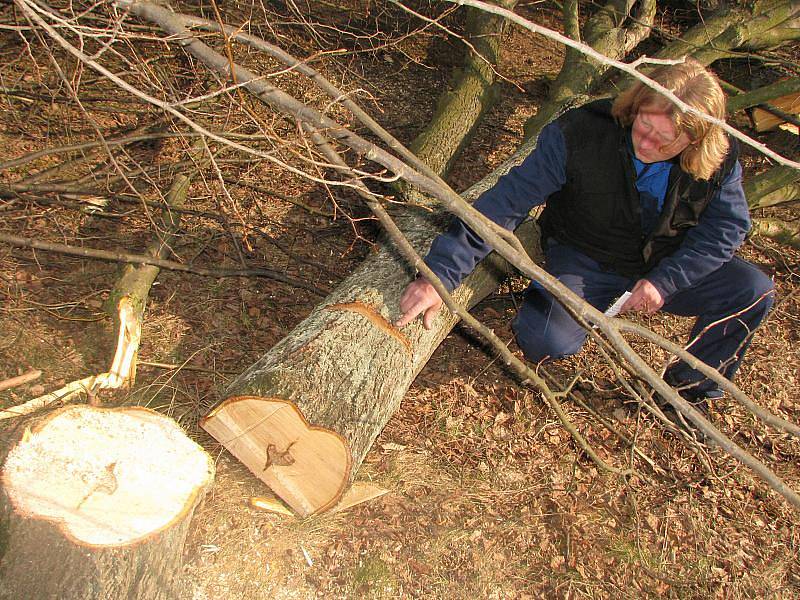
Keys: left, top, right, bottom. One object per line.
{"left": 0, "top": 232, "right": 327, "bottom": 294}
{"left": 14, "top": 0, "right": 384, "bottom": 194}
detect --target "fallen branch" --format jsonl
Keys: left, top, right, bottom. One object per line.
{"left": 617, "top": 320, "right": 799, "bottom": 439}
{"left": 0, "top": 373, "right": 108, "bottom": 420}
{"left": 0, "top": 232, "right": 327, "bottom": 295}
{"left": 0, "top": 154, "right": 261, "bottom": 197}
{"left": 0, "top": 296, "right": 150, "bottom": 420}
{"left": 0, "top": 184, "right": 114, "bottom": 197}
{"left": 0, "top": 131, "right": 167, "bottom": 172}
{"left": 17, "top": 193, "right": 340, "bottom": 277}
{"left": 751, "top": 218, "right": 800, "bottom": 249}
{"left": 167, "top": 10, "right": 438, "bottom": 179}
{"left": 3, "top": 150, "right": 197, "bottom": 416}
{"left": 0, "top": 370, "right": 42, "bottom": 393}
{"left": 724, "top": 80, "right": 800, "bottom": 130}
{"left": 103, "top": 139, "right": 206, "bottom": 390}
{"left": 745, "top": 165, "right": 800, "bottom": 210}
{"left": 647, "top": 0, "right": 800, "bottom": 73}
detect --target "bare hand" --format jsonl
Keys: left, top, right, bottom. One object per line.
{"left": 620, "top": 279, "right": 664, "bottom": 315}
{"left": 395, "top": 277, "right": 443, "bottom": 329}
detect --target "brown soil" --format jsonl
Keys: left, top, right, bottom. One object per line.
{"left": 1, "top": 2, "right": 798, "bottom": 599}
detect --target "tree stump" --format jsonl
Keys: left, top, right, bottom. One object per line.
{"left": 0, "top": 405, "right": 214, "bottom": 600}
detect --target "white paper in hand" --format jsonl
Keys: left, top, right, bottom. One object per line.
{"left": 604, "top": 291, "right": 631, "bottom": 318}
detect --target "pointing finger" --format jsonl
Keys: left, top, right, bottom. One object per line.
{"left": 395, "top": 301, "right": 424, "bottom": 328}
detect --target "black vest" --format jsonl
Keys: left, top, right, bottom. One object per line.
{"left": 538, "top": 100, "right": 738, "bottom": 277}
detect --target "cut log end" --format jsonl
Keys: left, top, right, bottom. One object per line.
{"left": 2, "top": 405, "right": 213, "bottom": 547}
{"left": 201, "top": 396, "right": 352, "bottom": 517}
{"left": 751, "top": 90, "right": 800, "bottom": 132}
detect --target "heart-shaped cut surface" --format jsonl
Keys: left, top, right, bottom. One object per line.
{"left": 201, "top": 396, "right": 351, "bottom": 516}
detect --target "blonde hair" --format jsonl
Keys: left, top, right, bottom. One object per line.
{"left": 612, "top": 58, "right": 729, "bottom": 180}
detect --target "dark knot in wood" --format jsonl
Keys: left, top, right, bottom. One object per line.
{"left": 263, "top": 442, "right": 296, "bottom": 471}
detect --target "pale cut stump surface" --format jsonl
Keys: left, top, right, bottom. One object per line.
{"left": 0, "top": 405, "right": 214, "bottom": 600}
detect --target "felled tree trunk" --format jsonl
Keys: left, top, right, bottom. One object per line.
{"left": 751, "top": 218, "right": 800, "bottom": 248}
{"left": 203, "top": 5, "right": 537, "bottom": 516}
{"left": 204, "top": 167, "right": 541, "bottom": 516}
{"left": 0, "top": 405, "right": 214, "bottom": 600}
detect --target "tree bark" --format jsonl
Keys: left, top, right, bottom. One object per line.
{"left": 745, "top": 165, "right": 800, "bottom": 209}
{"left": 408, "top": 0, "right": 517, "bottom": 178}
{"left": 0, "top": 405, "right": 214, "bottom": 600}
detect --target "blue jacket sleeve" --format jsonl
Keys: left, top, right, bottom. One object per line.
{"left": 646, "top": 161, "right": 750, "bottom": 300}
{"left": 423, "top": 121, "right": 567, "bottom": 291}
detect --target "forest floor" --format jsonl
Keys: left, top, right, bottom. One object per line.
{"left": 1, "top": 1, "right": 799, "bottom": 598}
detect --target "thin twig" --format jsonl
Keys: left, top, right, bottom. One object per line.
{"left": 0, "top": 232, "right": 328, "bottom": 295}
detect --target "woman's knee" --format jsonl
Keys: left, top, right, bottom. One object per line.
{"left": 738, "top": 262, "right": 775, "bottom": 313}
{"left": 512, "top": 315, "right": 586, "bottom": 363}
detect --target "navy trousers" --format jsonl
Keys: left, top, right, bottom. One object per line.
{"left": 512, "top": 241, "right": 774, "bottom": 396}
